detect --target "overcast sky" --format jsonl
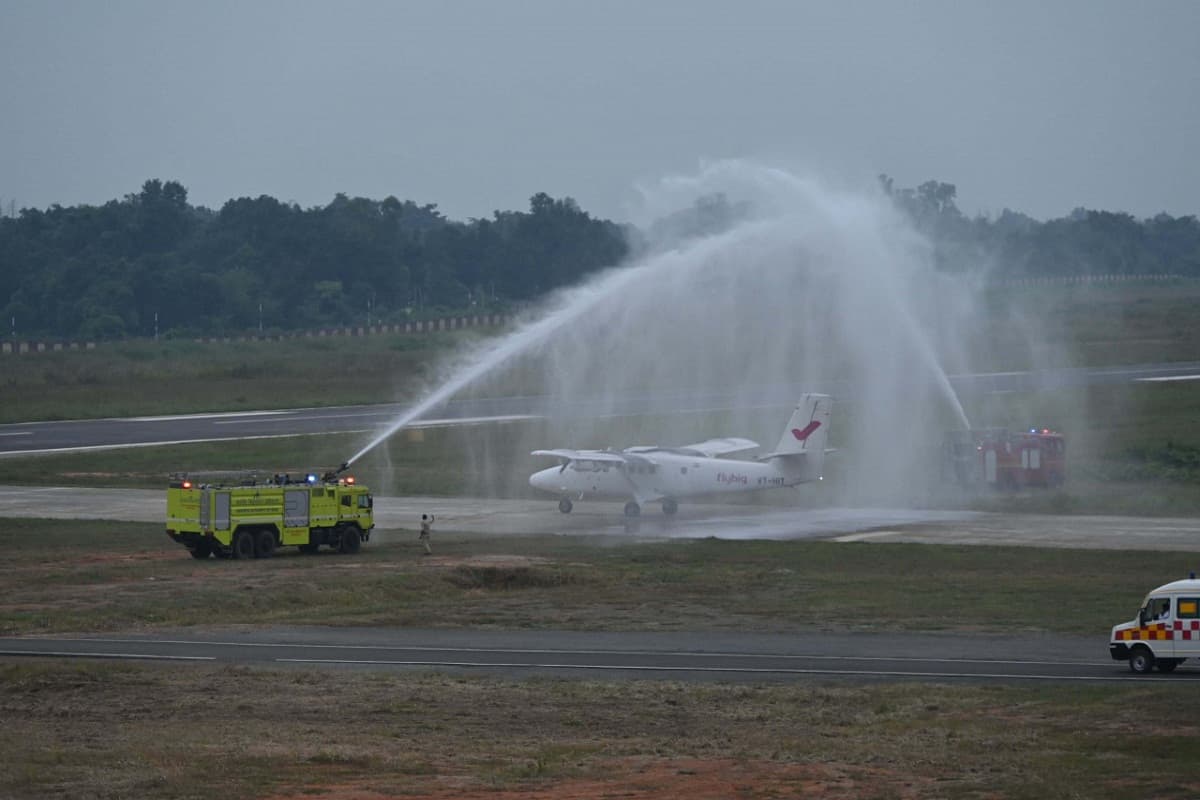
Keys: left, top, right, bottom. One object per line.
{"left": 2, "top": 0, "right": 1197, "bottom": 223}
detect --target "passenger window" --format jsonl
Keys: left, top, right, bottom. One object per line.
{"left": 1178, "top": 598, "right": 1199, "bottom": 619}
{"left": 341, "top": 496, "right": 352, "bottom": 507}
{"left": 358, "top": 495, "right": 371, "bottom": 509}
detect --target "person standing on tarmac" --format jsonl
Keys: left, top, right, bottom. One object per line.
{"left": 419, "top": 514, "right": 434, "bottom": 555}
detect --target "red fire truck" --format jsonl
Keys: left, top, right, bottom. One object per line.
{"left": 942, "top": 428, "right": 1066, "bottom": 490}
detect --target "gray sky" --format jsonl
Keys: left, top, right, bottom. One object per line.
{"left": 2, "top": 0, "right": 1197, "bottom": 222}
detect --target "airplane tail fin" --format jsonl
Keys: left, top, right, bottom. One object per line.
{"left": 761, "top": 394, "right": 833, "bottom": 482}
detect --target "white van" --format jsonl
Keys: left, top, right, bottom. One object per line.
{"left": 1110, "top": 578, "right": 1200, "bottom": 674}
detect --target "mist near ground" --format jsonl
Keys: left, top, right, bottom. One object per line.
{"left": 364, "top": 161, "right": 1079, "bottom": 507}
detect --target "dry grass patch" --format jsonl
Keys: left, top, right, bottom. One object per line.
{"left": 2, "top": 661, "right": 1198, "bottom": 800}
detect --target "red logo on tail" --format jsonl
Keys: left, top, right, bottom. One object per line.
{"left": 792, "top": 421, "right": 821, "bottom": 442}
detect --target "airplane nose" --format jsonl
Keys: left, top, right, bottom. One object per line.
{"left": 529, "top": 468, "right": 555, "bottom": 493}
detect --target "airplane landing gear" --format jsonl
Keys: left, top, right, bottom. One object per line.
{"left": 661, "top": 498, "right": 678, "bottom": 515}
{"left": 558, "top": 497, "right": 573, "bottom": 514}
{"left": 623, "top": 501, "right": 641, "bottom": 518}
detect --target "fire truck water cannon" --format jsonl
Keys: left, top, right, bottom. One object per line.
{"left": 165, "top": 466, "right": 375, "bottom": 561}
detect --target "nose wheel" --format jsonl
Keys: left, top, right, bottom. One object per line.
{"left": 558, "top": 497, "right": 574, "bottom": 514}
{"left": 623, "top": 501, "right": 641, "bottom": 518}
{"left": 661, "top": 498, "right": 678, "bottom": 515}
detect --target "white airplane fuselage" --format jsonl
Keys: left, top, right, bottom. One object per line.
{"left": 529, "top": 453, "right": 797, "bottom": 503}
{"left": 529, "top": 394, "right": 833, "bottom": 516}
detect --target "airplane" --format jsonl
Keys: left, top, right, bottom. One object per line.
{"left": 529, "top": 394, "right": 832, "bottom": 517}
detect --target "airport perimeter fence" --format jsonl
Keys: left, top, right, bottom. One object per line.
{"left": 0, "top": 313, "right": 513, "bottom": 356}
{"left": 996, "top": 272, "right": 1185, "bottom": 287}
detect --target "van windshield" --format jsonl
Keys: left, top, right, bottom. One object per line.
{"left": 1142, "top": 597, "right": 1171, "bottom": 623}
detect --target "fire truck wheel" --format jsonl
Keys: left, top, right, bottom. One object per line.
{"left": 339, "top": 526, "right": 362, "bottom": 554}
{"left": 254, "top": 529, "right": 276, "bottom": 559}
{"left": 1157, "top": 658, "right": 1181, "bottom": 673}
{"left": 189, "top": 541, "right": 213, "bottom": 559}
{"left": 231, "top": 530, "right": 255, "bottom": 560}
{"left": 1128, "top": 645, "right": 1155, "bottom": 675}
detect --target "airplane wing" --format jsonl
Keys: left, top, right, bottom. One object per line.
{"left": 530, "top": 449, "right": 628, "bottom": 464}
{"left": 676, "top": 437, "right": 759, "bottom": 458}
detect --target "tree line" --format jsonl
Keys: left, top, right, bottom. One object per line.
{"left": 2, "top": 177, "right": 1198, "bottom": 340}
{"left": 879, "top": 176, "right": 1200, "bottom": 278}
{"left": 0, "top": 181, "right": 628, "bottom": 340}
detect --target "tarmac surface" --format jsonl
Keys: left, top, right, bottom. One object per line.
{"left": 1, "top": 485, "right": 1199, "bottom": 551}
{"left": 4, "top": 626, "right": 1197, "bottom": 684}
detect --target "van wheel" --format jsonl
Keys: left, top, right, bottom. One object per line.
{"left": 1157, "top": 658, "right": 1181, "bottom": 673}
{"left": 558, "top": 497, "right": 573, "bottom": 514}
{"left": 254, "top": 529, "right": 276, "bottom": 559}
{"left": 1129, "top": 645, "right": 1155, "bottom": 675}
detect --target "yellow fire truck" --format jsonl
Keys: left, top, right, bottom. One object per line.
{"left": 166, "top": 468, "right": 374, "bottom": 559}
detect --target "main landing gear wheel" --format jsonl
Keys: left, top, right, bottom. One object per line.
{"left": 623, "top": 501, "right": 641, "bottom": 518}
{"left": 1128, "top": 645, "right": 1155, "bottom": 675}
{"left": 558, "top": 497, "right": 574, "bottom": 514}
{"left": 661, "top": 498, "right": 678, "bottom": 516}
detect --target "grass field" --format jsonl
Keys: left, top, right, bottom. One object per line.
{"left": 3, "top": 660, "right": 1199, "bottom": 800}
{"left": 3, "top": 519, "right": 1200, "bottom": 799}
{"left": 0, "top": 518, "right": 1189, "bottom": 637}
{"left": 2, "top": 280, "right": 1198, "bottom": 426}
{"left": 0, "top": 331, "right": 473, "bottom": 424}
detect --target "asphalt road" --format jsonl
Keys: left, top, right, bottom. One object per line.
{"left": 2, "top": 627, "right": 1192, "bottom": 683}
{"left": 3, "top": 361, "right": 1199, "bottom": 456}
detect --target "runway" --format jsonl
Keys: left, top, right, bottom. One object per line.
{"left": 3, "top": 485, "right": 1200, "bottom": 550}
{"left": 2, "top": 361, "right": 1199, "bottom": 456}
{"left": 1, "top": 627, "right": 1190, "bottom": 683}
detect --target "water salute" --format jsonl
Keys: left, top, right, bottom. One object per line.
{"left": 2, "top": 3, "right": 1200, "bottom": 798}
